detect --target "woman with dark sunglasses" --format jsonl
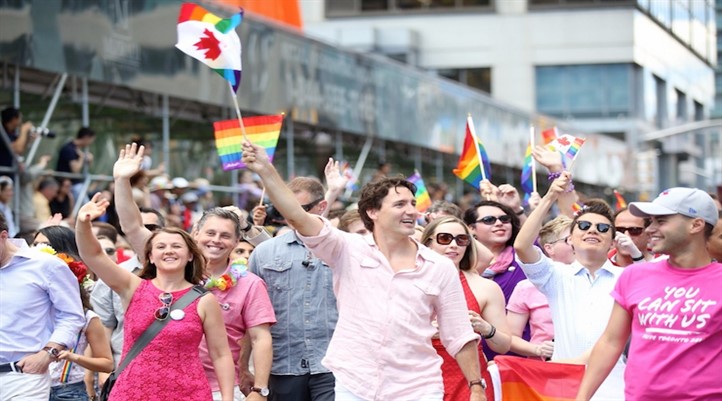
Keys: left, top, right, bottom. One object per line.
{"left": 514, "top": 172, "right": 625, "bottom": 401}
{"left": 74, "top": 194, "right": 235, "bottom": 401}
{"left": 421, "top": 216, "right": 510, "bottom": 401}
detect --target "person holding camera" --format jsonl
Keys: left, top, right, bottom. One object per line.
{"left": 1, "top": 107, "right": 35, "bottom": 170}
{"left": 56, "top": 127, "right": 96, "bottom": 204}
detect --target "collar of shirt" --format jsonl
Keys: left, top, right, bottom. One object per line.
{"left": 570, "top": 259, "right": 621, "bottom": 279}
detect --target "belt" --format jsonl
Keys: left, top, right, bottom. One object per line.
{"left": 0, "top": 361, "right": 22, "bottom": 374}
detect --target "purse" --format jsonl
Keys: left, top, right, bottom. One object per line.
{"left": 98, "top": 285, "right": 208, "bottom": 401}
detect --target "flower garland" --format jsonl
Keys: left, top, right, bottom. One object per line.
{"left": 203, "top": 257, "right": 248, "bottom": 291}
{"left": 34, "top": 244, "right": 91, "bottom": 285}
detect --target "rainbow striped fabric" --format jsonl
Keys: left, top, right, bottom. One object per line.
{"left": 521, "top": 142, "right": 534, "bottom": 203}
{"left": 547, "top": 134, "right": 586, "bottom": 163}
{"left": 213, "top": 114, "right": 283, "bottom": 171}
{"left": 613, "top": 190, "right": 627, "bottom": 210}
{"left": 407, "top": 171, "right": 432, "bottom": 212}
{"left": 176, "top": 3, "right": 243, "bottom": 92}
{"left": 453, "top": 116, "right": 491, "bottom": 189}
{"left": 495, "top": 356, "right": 586, "bottom": 401}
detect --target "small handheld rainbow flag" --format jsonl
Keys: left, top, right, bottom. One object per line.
{"left": 613, "top": 190, "right": 627, "bottom": 210}
{"left": 547, "top": 134, "right": 585, "bottom": 163}
{"left": 521, "top": 142, "right": 534, "bottom": 204}
{"left": 407, "top": 170, "right": 432, "bottom": 212}
{"left": 495, "top": 356, "right": 586, "bottom": 401}
{"left": 453, "top": 116, "right": 491, "bottom": 189}
{"left": 213, "top": 114, "right": 283, "bottom": 171}
{"left": 176, "top": 3, "right": 243, "bottom": 92}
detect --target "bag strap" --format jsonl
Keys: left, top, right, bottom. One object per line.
{"left": 114, "top": 285, "right": 207, "bottom": 376}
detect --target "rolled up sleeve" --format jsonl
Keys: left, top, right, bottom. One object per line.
{"left": 518, "top": 247, "right": 557, "bottom": 295}
{"left": 47, "top": 265, "right": 85, "bottom": 349}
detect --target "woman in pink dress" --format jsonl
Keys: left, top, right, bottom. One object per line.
{"left": 75, "top": 194, "right": 235, "bottom": 400}
{"left": 422, "top": 216, "right": 512, "bottom": 401}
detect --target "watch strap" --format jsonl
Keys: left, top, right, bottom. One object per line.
{"left": 469, "top": 378, "right": 487, "bottom": 389}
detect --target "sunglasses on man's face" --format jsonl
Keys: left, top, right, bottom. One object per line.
{"left": 616, "top": 226, "right": 644, "bottom": 236}
{"left": 154, "top": 292, "right": 173, "bottom": 321}
{"left": 435, "top": 232, "right": 472, "bottom": 247}
{"left": 301, "top": 198, "right": 324, "bottom": 212}
{"left": 576, "top": 220, "right": 611, "bottom": 233}
{"left": 144, "top": 224, "right": 161, "bottom": 232}
{"left": 476, "top": 215, "right": 512, "bottom": 226}
{"left": 104, "top": 248, "right": 117, "bottom": 256}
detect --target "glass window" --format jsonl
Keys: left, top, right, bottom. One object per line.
{"left": 361, "top": 0, "right": 390, "bottom": 11}
{"left": 327, "top": 0, "right": 357, "bottom": 13}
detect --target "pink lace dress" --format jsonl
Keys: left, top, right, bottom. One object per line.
{"left": 109, "top": 280, "right": 212, "bottom": 400}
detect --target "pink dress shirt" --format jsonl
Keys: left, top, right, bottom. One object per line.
{"left": 298, "top": 219, "right": 479, "bottom": 400}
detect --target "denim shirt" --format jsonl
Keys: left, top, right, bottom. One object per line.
{"left": 249, "top": 230, "right": 338, "bottom": 375}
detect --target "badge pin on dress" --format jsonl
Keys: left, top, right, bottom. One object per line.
{"left": 170, "top": 309, "right": 185, "bottom": 320}
{"left": 221, "top": 303, "right": 230, "bottom": 311}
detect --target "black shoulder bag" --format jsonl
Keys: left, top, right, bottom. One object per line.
{"left": 99, "top": 285, "right": 208, "bottom": 401}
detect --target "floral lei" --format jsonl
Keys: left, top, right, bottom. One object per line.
{"left": 203, "top": 258, "right": 248, "bottom": 291}
{"left": 34, "top": 244, "right": 91, "bottom": 286}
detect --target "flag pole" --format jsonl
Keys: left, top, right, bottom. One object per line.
{"left": 228, "top": 82, "right": 249, "bottom": 143}
{"left": 259, "top": 187, "right": 266, "bottom": 207}
{"left": 467, "top": 114, "right": 487, "bottom": 181}
{"left": 530, "top": 125, "right": 537, "bottom": 193}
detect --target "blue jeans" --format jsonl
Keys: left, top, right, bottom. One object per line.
{"left": 49, "top": 381, "right": 90, "bottom": 401}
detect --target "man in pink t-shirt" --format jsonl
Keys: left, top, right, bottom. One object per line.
{"left": 578, "top": 187, "right": 722, "bottom": 401}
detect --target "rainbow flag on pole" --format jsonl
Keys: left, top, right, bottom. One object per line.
{"left": 213, "top": 114, "right": 283, "bottom": 171}
{"left": 521, "top": 142, "right": 534, "bottom": 203}
{"left": 176, "top": 3, "right": 243, "bottom": 92}
{"left": 495, "top": 356, "right": 586, "bottom": 401}
{"left": 453, "top": 116, "right": 491, "bottom": 189}
{"left": 407, "top": 170, "right": 432, "bottom": 212}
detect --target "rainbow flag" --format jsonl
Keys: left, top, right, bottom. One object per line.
{"left": 613, "top": 190, "right": 627, "bottom": 210}
{"left": 407, "top": 171, "right": 432, "bottom": 212}
{"left": 521, "top": 142, "right": 534, "bottom": 204}
{"left": 495, "top": 356, "right": 585, "bottom": 401}
{"left": 572, "top": 202, "right": 584, "bottom": 214}
{"left": 547, "top": 134, "right": 585, "bottom": 163}
{"left": 541, "top": 127, "right": 558, "bottom": 145}
{"left": 176, "top": 3, "right": 243, "bottom": 92}
{"left": 453, "top": 116, "right": 491, "bottom": 189}
{"left": 213, "top": 114, "right": 283, "bottom": 171}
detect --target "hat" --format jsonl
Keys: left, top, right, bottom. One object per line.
{"left": 171, "top": 177, "right": 189, "bottom": 189}
{"left": 628, "top": 187, "right": 718, "bottom": 226}
{"left": 180, "top": 192, "right": 199, "bottom": 204}
{"left": 149, "top": 176, "right": 170, "bottom": 192}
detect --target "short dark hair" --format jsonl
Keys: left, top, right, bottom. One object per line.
{"left": 196, "top": 207, "right": 241, "bottom": 239}
{"left": 35, "top": 226, "right": 80, "bottom": 260}
{"left": 139, "top": 227, "right": 206, "bottom": 284}
{"left": 571, "top": 199, "right": 615, "bottom": 237}
{"left": 76, "top": 127, "right": 95, "bottom": 139}
{"left": 139, "top": 207, "right": 166, "bottom": 228}
{"left": 1, "top": 107, "right": 20, "bottom": 125}
{"left": 287, "top": 177, "right": 325, "bottom": 201}
{"left": 358, "top": 177, "right": 417, "bottom": 231}
{"left": 92, "top": 222, "right": 119, "bottom": 243}
{"left": 37, "top": 176, "right": 59, "bottom": 192}
{"left": 463, "top": 200, "right": 521, "bottom": 248}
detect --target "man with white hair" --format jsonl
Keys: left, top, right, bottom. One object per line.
{"left": 577, "top": 187, "right": 722, "bottom": 401}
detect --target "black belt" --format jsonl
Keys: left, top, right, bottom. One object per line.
{"left": 0, "top": 361, "right": 22, "bottom": 373}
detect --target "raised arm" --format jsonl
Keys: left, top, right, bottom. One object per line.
{"left": 322, "top": 157, "right": 349, "bottom": 218}
{"left": 532, "top": 146, "right": 577, "bottom": 217}
{"left": 514, "top": 172, "right": 571, "bottom": 263}
{"left": 241, "top": 141, "right": 323, "bottom": 237}
{"left": 75, "top": 194, "right": 141, "bottom": 302}
{"left": 113, "top": 143, "right": 152, "bottom": 258}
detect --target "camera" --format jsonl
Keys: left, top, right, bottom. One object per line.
{"left": 31, "top": 126, "right": 56, "bottom": 138}
{"left": 263, "top": 204, "right": 286, "bottom": 226}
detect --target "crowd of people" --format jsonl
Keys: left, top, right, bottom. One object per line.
{"left": 1, "top": 105, "right": 722, "bottom": 401}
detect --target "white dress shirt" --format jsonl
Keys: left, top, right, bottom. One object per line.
{"left": 519, "top": 248, "right": 625, "bottom": 401}
{"left": 0, "top": 247, "right": 85, "bottom": 363}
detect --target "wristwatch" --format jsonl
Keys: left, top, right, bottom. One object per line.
{"left": 251, "top": 386, "right": 270, "bottom": 397}
{"left": 469, "top": 379, "right": 487, "bottom": 389}
{"left": 43, "top": 346, "right": 60, "bottom": 359}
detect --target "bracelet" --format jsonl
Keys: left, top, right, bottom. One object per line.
{"left": 482, "top": 324, "right": 496, "bottom": 339}
{"left": 547, "top": 171, "right": 562, "bottom": 181}
{"left": 516, "top": 208, "right": 525, "bottom": 216}
{"left": 631, "top": 254, "right": 645, "bottom": 262}
{"left": 468, "top": 379, "right": 487, "bottom": 389}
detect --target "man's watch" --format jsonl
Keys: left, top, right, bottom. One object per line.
{"left": 251, "top": 386, "right": 270, "bottom": 397}
{"left": 43, "top": 346, "right": 60, "bottom": 359}
{"left": 469, "top": 378, "right": 487, "bottom": 389}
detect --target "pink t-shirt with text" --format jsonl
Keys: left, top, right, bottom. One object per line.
{"left": 612, "top": 259, "right": 722, "bottom": 401}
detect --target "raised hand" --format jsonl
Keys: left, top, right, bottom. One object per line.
{"left": 532, "top": 145, "right": 563, "bottom": 172}
{"left": 528, "top": 192, "right": 542, "bottom": 211}
{"left": 251, "top": 205, "right": 267, "bottom": 227}
{"left": 479, "top": 179, "right": 499, "bottom": 201}
{"left": 614, "top": 232, "right": 643, "bottom": 259}
{"left": 77, "top": 193, "right": 110, "bottom": 223}
{"left": 113, "top": 143, "right": 145, "bottom": 179}
{"left": 241, "top": 141, "right": 271, "bottom": 173}
{"left": 497, "top": 184, "right": 522, "bottom": 211}
{"left": 546, "top": 171, "right": 571, "bottom": 199}
{"left": 324, "top": 157, "right": 349, "bottom": 194}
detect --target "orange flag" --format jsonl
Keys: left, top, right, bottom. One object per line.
{"left": 495, "top": 356, "right": 586, "bottom": 401}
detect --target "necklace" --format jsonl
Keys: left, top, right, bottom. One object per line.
{"left": 203, "top": 258, "right": 248, "bottom": 291}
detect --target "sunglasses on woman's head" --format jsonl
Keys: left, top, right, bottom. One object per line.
{"left": 576, "top": 220, "right": 611, "bottom": 233}
{"left": 616, "top": 226, "right": 644, "bottom": 236}
{"left": 154, "top": 292, "right": 173, "bottom": 321}
{"left": 476, "top": 215, "right": 512, "bottom": 226}
{"left": 435, "top": 233, "right": 472, "bottom": 246}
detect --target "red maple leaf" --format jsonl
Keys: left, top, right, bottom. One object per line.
{"left": 194, "top": 29, "right": 221, "bottom": 61}
{"left": 557, "top": 136, "right": 571, "bottom": 146}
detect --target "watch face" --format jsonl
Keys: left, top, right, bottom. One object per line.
{"left": 260, "top": 388, "right": 270, "bottom": 397}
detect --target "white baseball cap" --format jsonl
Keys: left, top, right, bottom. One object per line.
{"left": 628, "top": 187, "right": 718, "bottom": 226}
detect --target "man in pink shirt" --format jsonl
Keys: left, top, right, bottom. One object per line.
{"left": 241, "top": 142, "right": 486, "bottom": 401}
{"left": 577, "top": 187, "right": 722, "bottom": 401}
